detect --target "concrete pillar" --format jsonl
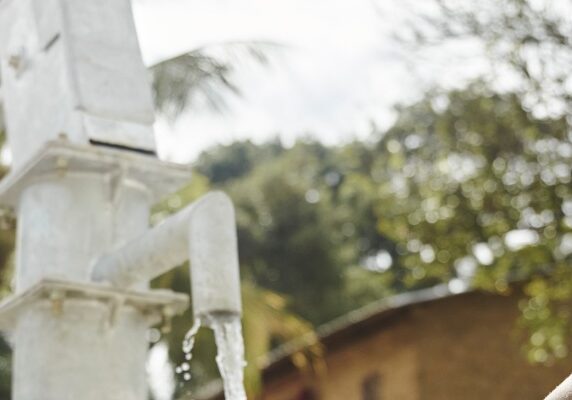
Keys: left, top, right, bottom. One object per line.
{"left": 13, "top": 299, "right": 149, "bottom": 400}
{"left": 0, "top": 0, "right": 156, "bottom": 169}
{"left": 15, "top": 174, "right": 151, "bottom": 292}
{"left": 8, "top": 173, "right": 156, "bottom": 400}
{"left": 0, "top": 0, "right": 196, "bottom": 398}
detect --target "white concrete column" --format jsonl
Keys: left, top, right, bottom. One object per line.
{"left": 15, "top": 173, "right": 151, "bottom": 292}
{"left": 12, "top": 299, "right": 149, "bottom": 400}
{"left": 11, "top": 173, "right": 154, "bottom": 400}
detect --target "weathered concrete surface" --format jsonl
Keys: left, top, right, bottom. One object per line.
{"left": 13, "top": 299, "right": 149, "bottom": 400}
{"left": 16, "top": 175, "right": 151, "bottom": 292}
{"left": 4, "top": 173, "right": 158, "bottom": 400}
{"left": 0, "top": 0, "right": 155, "bottom": 169}
{"left": 0, "top": 1, "right": 242, "bottom": 399}
{"left": 93, "top": 191, "right": 242, "bottom": 319}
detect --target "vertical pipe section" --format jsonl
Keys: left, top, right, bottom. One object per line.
{"left": 16, "top": 174, "right": 151, "bottom": 292}
{"left": 91, "top": 191, "right": 242, "bottom": 317}
{"left": 188, "top": 191, "right": 241, "bottom": 318}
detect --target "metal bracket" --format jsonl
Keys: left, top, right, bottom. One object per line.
{"left": 0, "top": 279, "right": 190, "bottom": 332}
{"left": 0, "top": 140, "right": 192, "bottom": 207}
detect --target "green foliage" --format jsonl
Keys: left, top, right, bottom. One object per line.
{"left": 152, "top": 170, "right": 321, "bottom": 397}
{"left": 213, "top": 140, "right": 398, "bottom": 323}
{"left": 405, "top": 0, "right": 571, "bottom": 115}
{"left": 240, "top": 282, "right": 318, "bottom": 395}
{"left": 195, "top": 139, "right": 285, "bottom": 185}
{"left": 0, "top": 126, "right": 14, "bottom": 395}
{"left": 376, "top": 88, "right": 564, "bottom": 277}
{"left": 399, "top": 0, "right": 572, "bottom": 363}
{"left": 152, "top": 139, "right": 397, "bottom": 395}
{"left": 0, "top": 336, "right": 10, "bottom": 399}
{"left": 374, "top": 86, "right": 571, "bottom": 363}
{"left": 151, "top": 41, "right": 278, "bottom": 120}
{"left": 191, "top": 82, "right": 572, "bottom": 368}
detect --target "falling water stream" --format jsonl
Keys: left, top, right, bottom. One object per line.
{"left": 210, "top": 314, "right": 247, "bottom": 400}
{"left": 179, "top": 314, "right": 247, "bottom": 399}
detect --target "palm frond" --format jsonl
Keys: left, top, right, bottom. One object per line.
{"left": 241, "top": 282, "right": 322, "bottom": 396}
{"left": 150, "top": 41, "right": 281, "bottom": 121}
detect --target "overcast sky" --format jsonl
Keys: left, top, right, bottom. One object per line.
{"left": 133, "top": 0, "right": 486, "bottom": 163}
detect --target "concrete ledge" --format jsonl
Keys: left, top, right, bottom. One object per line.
{"left": 0, "top": 278, "right": 190, "bottom": 331}
{"left": 0, "top": 140, "right": 191, "bottom": 207}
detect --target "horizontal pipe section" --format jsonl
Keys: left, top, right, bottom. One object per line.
{"left": 91, "top": 202, "right": 191, "bottom": 288}
{"left": 91, "top": 191, "right": 242, "bottom": 317}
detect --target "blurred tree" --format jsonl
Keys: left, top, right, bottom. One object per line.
{"left": 190, "top": 82, "right": 572, "bottom": 367}
{"left": 195, "top": 139, "right": 285, "bottom": 185}
{"left": 226, "top": 150, "right": 345, "bottom": 324}
{"left": 203, "top": 140, "right": 396, "bottom": 323}
{"left": 395, "top": 0, "right": 572, "bottom": 363}
{"left": 0, "top": 335, "right": 10, "bottom": 399}
{"left": 403, "top": 0, "right": 572, "bottom": 116}
{"left": 372, "top": 85, "right": 571, "bottom": 363}
{"left": 151, "top": 41, "right": 278, "bottom": 121}
{"left": 0, "top": 123, "right": 15, "bottom": 396}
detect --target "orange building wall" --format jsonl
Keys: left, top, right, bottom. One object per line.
{"left": 261, "top": 292, "right": 572, "bottom": 400}
{"left": 319, "top": 326, "right": 419, "bottom": 400}
{"left": 415, "top": 292, "right": 572, "bottom": 400}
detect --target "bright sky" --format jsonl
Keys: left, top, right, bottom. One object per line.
{"left": 133, "top": 0, "right": 487, "bottom": 163}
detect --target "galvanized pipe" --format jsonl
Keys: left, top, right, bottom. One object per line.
{"left": 92, "top": 191, "right": 242, "bottom": 318}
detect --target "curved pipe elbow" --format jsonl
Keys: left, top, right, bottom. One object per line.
{"left": 91, "top": 191, "right": 242, "bottom": 319}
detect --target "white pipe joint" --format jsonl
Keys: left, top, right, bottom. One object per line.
{"left": 91, "top": 191, "right": 242, "bottom": 318}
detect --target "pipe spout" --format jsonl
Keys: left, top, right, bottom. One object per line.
{"left": 188, "top": 192, "right": 242, "bottom": 317}
{"left": 91, "top": 191, "right": 242, "bottom": 318}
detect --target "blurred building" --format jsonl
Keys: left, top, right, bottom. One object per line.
{"left": 201, "top": 286, "right": 572, "bottom": 400}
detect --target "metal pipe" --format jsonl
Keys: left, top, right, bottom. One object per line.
{"left": 545, "top": 374, "right": 572, "bottom": 400}
{"left": 92, "top": 191, "right": 242, "bottom": 318}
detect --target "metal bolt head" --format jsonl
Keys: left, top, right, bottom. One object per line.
{"left": 8, "top": 55, "right": 21, "bottom": 70}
